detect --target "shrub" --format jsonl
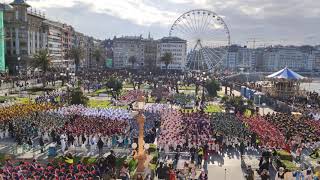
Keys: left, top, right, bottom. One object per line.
{"left": 70, "top": 88, "right": 89, "bottom": 106}
{"left": 276, "top": 150, "right": 293, "bottom": 161}
{"left": 128, "top": 159, "right": 138, "bottom": 172}
{"left": 280, "top": 160, "right": 299, "bottom": 172}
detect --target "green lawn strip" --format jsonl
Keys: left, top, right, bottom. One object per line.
{"left": 205, "top": 105, "right": 223, "bottom": 113}
{"left": 276, "top": 150, "right": 293, "bottom": 161}
{"left": 89, "top": 88, "right": 110, "bottom": 96}
{"left": 88, "top": 99, "right": 111, "bottom": 108}
{"left": 179, "top": 86, "right": 196, "bottom": 90}
{"left": 109, "top": 105, "right": 129, "bottom": 110}
{"left": 17, "top": 97, "right": 33, "bottom": 104}
{"left": 0, "top": 96, "right": 16, "bottom": 103}
{"left": 280, "top": 160, "right": 299, "bottom": 171}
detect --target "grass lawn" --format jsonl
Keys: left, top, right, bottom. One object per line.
{"left": 17, "top": 97, "right": 32, "bottom": 104}
{"left": 110, "top": 105, "right": 129, "bottom": 110}
{"left": 179, "top": 86, "right": 196, "bottom": 90}
{"left": 205, "top": 105, "right": 223, "bottom": 113}
{"left": 0, "top": 96, "right": 16, "bottom": 103}
{"left": 89, "top": 88, "right": 109, "bottom": 96}
{"left": 88, "top": 99, "right": 111, "bottom": 108}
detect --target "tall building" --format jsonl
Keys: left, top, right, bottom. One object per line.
{"left": 113, "top": 36, "right": 145, "bottom": 69}
{"left": 43, "top": 20, "right": 63, "bottom": 66}
{"left": 2, "top": 0, "right": 99, "bottom": 73}
{"left": 143, "top": 34, "right": 157, "bottom": 70}
{"left": 62, "top": 24, "right": 74, "bottom": 58}
{"left": 262, "top": 46, "right": 314, "bottom": 72}
{"left": 3, "top": 0, "right": 47, "bottom": 73}
{"left": 157, "top": 37, "right": 187, "bottom": 70}
{"left": 224, "top": 45, "right": 256, "bottom": 71}
{"left": 312, "top": 50, "right": 320, "bottom": 72}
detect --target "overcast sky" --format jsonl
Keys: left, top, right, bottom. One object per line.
{"left": 3, "top": 0, "right": 320, "bottom": 46}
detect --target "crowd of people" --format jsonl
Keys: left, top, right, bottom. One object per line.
{"left": 1, "top": 159, "right": 102, "bottom": 179}
{"left": 238, "top": 114, "right": 286, "bottom": 149}
{"left": 117, "top": 90, "right": 148, "bottom": 105}
{"left": 35, "top": 91, "right": 67, "bottom": 104}
{"left": 1, "top": 81, "right": 320, "bottom": 180}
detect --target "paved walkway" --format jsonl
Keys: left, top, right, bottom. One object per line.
{"left": 208, "top": 151, "right": 245, "bottom": 180}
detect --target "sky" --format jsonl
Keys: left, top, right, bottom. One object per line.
{"left": 3, "top": 0, "right": 320, "bottom": 46}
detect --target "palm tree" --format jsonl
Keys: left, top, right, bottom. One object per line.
{"left": 128, "top": 56, "right": 136, "bottom": 69}
{"left": 32, "top": 49, "right": 51, "bottom": 87}
{"left": 92, "top": 48, "right": 103, "bottom": 68}
{"left": 160, "top": 52, "right": 173, "bottom": 71}
{"left": 68, "top": 47, "right": 84, "bottom": 74}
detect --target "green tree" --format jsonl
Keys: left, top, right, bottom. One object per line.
{"left": 68, "top": 47, "right": 84, "bottom": 74}
{"left": 92, "top": 48, "right": 102, "bottom": 68}
{"left": 160, "top": 52, "right": 173, "bottom": 71}
{"left": 32, "top": 49, "right": 51, "bottom": 87}
{"left": 106, "top": 77, "right": 123, "bottom": 99}
{"left": 204, "top": 79, "right": 220, "bottom": 97}
{"left": 70, "top": 88, "right": 89, "bottom": 106}
{"left": 128, "top": 56, "right": 136, "bottom": 69}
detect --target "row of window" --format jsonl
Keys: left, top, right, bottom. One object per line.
{"left": 162, "top": 44, "right": 184, "bottom": 48}
{"left": 161, "top": 49, "right": 183, "bottom": 52}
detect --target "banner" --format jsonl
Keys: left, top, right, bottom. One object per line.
{"left": 105, "top": 58, "right": 112, "bottom": 68}
{"left": 0, "top": 11, "right": 5, "bottom": 72}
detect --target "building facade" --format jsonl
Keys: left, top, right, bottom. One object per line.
{"left": 224, "top": 45, "right": 255, "bottom": 71}
{"left": 113, "top": 36, "right": 145, "bottom": 69}
{"left": 262, "top": 46, "right": 315, "bottom": 72}
{"left": 2, "top": 0, "right": 101, "bottom": 73}
{"left": 43, "top": 20, "right": 63, "bottom": 66}
{"left": 157, "top": 37, "right": 187, "bottom": 70}
{"left": 3, "top": 0, "right": 47, "bottom": 73}
{"left": 143, "top": 36, "right": 157, "bottom": 70}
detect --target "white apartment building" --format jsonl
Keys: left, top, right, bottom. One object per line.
{"left": 224, "top": 45, "right": 255, "bottom": 71}
{"left": 113, "top": 36, "right": 144, "bottom": 69}
{"left": 157, "top": 37, "right": 187, "bottom": 70}
{"left": 43, "top": 20, "right": 63, "bottom": 65}
{"left": 312, "top": 50, "right": 320, "bottom": 72}
{"left": 263, "top": 47, "right": 314, "bottom": 72}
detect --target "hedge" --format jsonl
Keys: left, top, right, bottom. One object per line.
{"left": 276, "top": 150, "right": 293, "bottom": 161}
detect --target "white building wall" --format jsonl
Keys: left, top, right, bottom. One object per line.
{"left": 157, "top": 42, "right": 186, "bottom": 70}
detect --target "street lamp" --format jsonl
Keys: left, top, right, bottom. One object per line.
{"left": 258, "top": 95, "right": 261, "bottom": 107}
{"left": 132, "top": 96, "right": 147, "bottom": 175}
{"left": 262, "top": 103, "right": 266, "bottom": 116}
{"left": 201, "top": 77, "right": 207, "bottom": 102}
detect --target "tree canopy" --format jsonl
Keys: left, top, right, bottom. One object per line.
{"left": 160, "top": 52, "right": 173, "bottom": 70}
{"left": 204, "top": 79, "right": 220, "bottom": 97}
{"left": 32, "top": 49, "right": 51, "bottom": 74}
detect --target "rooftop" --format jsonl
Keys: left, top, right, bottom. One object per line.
{"left": 161, "top": 36, "right": 186, "bottom": 43}
{"left": 10, "top": 0, "right": 30, "bottom": 7}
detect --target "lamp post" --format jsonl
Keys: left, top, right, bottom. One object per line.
{"left": 258, "top": 95, "right": 261, "bottom": 107}
{"left": 201, "top": 77, "right": 207, "bottom": 103}
{"left": 133, "top": 96, "right": 147, "bottom": 175}
{"left": 262, "top": 103, "right": 266, "bottom": 116}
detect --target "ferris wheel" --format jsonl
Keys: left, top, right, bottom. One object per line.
{"left": 169, "top": 9, "right": 230, "bottom": 72}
